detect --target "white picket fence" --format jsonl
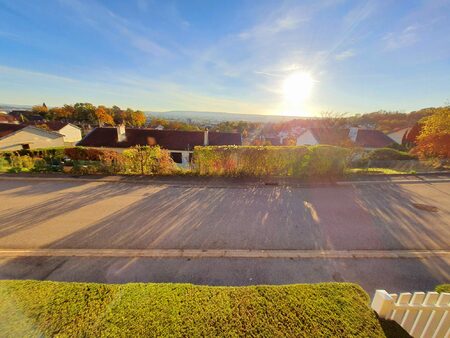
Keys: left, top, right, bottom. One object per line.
{"left": 372, "top": 290, "right": 450, "bottom": 338}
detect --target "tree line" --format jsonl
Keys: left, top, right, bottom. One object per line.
{"left": 31, "top": 103, "right": 146, "bottom": 127}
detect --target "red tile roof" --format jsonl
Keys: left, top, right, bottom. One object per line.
{"left": 77, "top": 127, "right": 242, "bottom": 150}
{"left": 0, "top": 124, "right": 25, "bottom": 138}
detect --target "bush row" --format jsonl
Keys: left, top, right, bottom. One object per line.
{"left": 1, "top": 145, "right": 422, "bottom": 177}
{"left": 193, "top": 145, "right": 351, "bottom": 178}
{"left": 0, "top": 146, "right": 177, "bottom": 175}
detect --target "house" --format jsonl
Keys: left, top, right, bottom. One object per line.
{"left": 296, "top": 128, "right": 394, "bottom": 150}
{"left": 296, "top": 128, "right": 349, "bottom": 146}
{"left": 0, "top": 124, "right": 65, "bottom": 151}
{"left": 77, "top": 126, "right": 242, "bottom": 165}
{"left": 9, "top": 110, "right": 44, "bottom": 122}
{"left": 387, "top": 127, "right": 411, "bottom": 144}
{"left": 29, "top": 122, "right": 82, "bottom": 145}
{"left": 0, "top": 112, "right": 18, "bottom": 124}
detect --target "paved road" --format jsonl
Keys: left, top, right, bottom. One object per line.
{"left": 0, "top": 178, "right": 449, "bottom": 294}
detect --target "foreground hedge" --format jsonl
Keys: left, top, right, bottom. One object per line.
{"left": 435, "top": 284, "right": 450, "bottom": 293}
{"left": 193, "top": 145, "right": 350, "bottom": 177}
{"left": 366, "top": 148, "right": 416, "bottom": 161}
{"left": 0, "top": 281, "right": 384, "bottom": 337}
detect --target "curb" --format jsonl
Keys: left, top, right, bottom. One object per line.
{"left": 0, "top": 248, "right": 448, "bottom": 259}
{"left": 0, "top": 173, "right": 449, "bottom": 188}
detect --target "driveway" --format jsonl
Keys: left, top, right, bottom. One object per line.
{"left": 0, "top": 178, "right": 449, "bottom": 294}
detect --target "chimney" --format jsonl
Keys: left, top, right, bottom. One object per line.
{"left": 204, "top": 129, "right": 209, "bottom": 146}
{"left": 117, "top": 124, "right": 126, "bottom": 142}
{"left": 348, "top": 127, "right": 358, "bottom": 142}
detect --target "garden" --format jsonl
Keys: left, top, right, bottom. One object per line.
{"left": 0, "top": 145, "right": 446, "bottom": 179}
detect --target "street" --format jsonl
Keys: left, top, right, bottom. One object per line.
{"left": 0, "top": 177, "right": 449, "bottom": 294}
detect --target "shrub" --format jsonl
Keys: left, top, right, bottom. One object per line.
{"left": 366, "top": 148, "right": 416, "bottom": 161}
{"left": 8, "top": 154, "right": 35, "bottom": 172}
{"left": 301, "top": 146, "right": 350, "bottom": 178}
{"left": 12, "top": 147, "right": 66, "bottom": 161}
{"left": 122, "top": 146, "right": 177, "bottom": 175}
{"left": 193, "top": 145, "right": 350, "bottom": 178}
{"left": 435, "top": 284, "right": 450, "bottom": 293}
{"left": 71, "top": 160, "right": 102, "bottom": 175}
{"left": 412, "top": 134, "right": 450, "bottom": 159}
{"left": 0, "top": 157, "right": 9, "bottom": 171}
{"left": 32, "top": 158, "right": 50, "bottom": 172}
{"left": 0, "top": 280, "right": 384, "bottom": 337}
{"left": 64, "top": 147, "right": 107, "bottom": 161}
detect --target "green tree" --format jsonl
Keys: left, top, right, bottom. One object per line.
{"left": 74, "top": 103, "right": 96, "bottom": 123}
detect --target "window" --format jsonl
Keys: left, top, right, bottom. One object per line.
{"left": 170, "top": 152, "right": 182, "bottom": 163}
{"left": 21, "top": 144, "right": 30, "bottom": 150}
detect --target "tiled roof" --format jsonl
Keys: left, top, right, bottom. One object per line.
{"left": 28, "top": 121, "right": 72, "bottom": 131}
{"left": 309, "top": 128, "right": 350, "bottom": 145}
{"left": 354, "top": 129, "right": 394, "bottom": 148}
{"left": 77, "top": 127, "right": 242, "bottom": 150}
{"left": 0, "top": 114, "right": 17, "bottom": 123}
{"left": 0, "top": 124, "right": 25, "bottom": 138}
{"left": 305, "top": 128, "right": 393, "bottom": 148}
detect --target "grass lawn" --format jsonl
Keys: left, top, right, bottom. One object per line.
{"left": 0, "top": 280, "right": 387, "bottom": 337}
{"left": 346, "top": 167, "right": 415, "bottom": 175}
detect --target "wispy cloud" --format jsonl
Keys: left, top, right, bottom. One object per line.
{"left": 238, "top": 14, "right": 308, "bottom": 40}
{"left": 383, "top": 25, "right": 418, "bottom": 50}
{"left": 335, "top": 49, "right": 355, "bottom": 61}
{"left": 59, "top": 0, "right": 172, "bottom": 57}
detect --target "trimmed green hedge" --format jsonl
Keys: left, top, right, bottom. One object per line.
{"left": 366, "top": 148, "right": 416, "bottom": 161}
{"left": 0, "top": 280, "right": 384, "bottom": 337}
{"left": 435, "top": 284, "right": 450, "bottom": 293}
{"left": 193, "top": 145, "right": 350, "bottom": 178}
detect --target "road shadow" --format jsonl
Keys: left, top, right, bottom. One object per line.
{"left": 0, "top": 182, "right": 142, "bottom": 238}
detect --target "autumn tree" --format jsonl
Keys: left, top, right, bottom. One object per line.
{"left": 413, "top": 107, "right": 450, "bottom": 158}
{"left": 32, "top": 104, "right": 49, "bottom": 117}
{"left": 95, "top": 105, "right": 115, "bottom": 126}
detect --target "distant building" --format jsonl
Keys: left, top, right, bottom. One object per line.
{"left": 0, "top": 112, "right": 18, "bottom": 124}
{"left": 387, "top": 127, "right": 411, "bottom": 145}
{"left": 296, "top": 128, "right": 394, "bottom": 150}
{"left": 29, "top": 122, "right": 82, "bottom": 145}
{"left": 77, "top": 127, "right": 242, "bottom": 165}
{"left": 0, "top": 124, "right": 64, "bottom": 151}
{"left": 9, "top": 110, "right": 44, "bottom": 122}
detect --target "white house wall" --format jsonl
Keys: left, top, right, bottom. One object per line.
{"left": 296, "top": 130, "right": 318, "bottom": 146}
{"left": 0, "top": 127, "right": 65, "bottom": 151}
{"left": 59, "top": 124, "right": 82, "bottom": 144}
{"left": 387, "top": 128, "right": 409, "bottom": 144}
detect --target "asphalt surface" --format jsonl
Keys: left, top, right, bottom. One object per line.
{"left": 0, "top": 177, "right": 449, "bottom": 294}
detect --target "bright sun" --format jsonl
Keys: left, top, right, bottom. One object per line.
{"left": 282, "top": 72, "right": 314, "bottom": 103}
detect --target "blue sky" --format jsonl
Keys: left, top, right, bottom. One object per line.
{"left": 1, "top": 0, "right": 450, "bottom": 116}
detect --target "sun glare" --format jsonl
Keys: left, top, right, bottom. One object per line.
{"left": 282, "top": 72, "right": 314, "bottom": 103}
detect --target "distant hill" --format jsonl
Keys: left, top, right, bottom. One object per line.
{"left": 146, "top": 110, "right": 312, "bottom": 123}
{"left": 0, "top": 103, "right": 32, "bottom": 112}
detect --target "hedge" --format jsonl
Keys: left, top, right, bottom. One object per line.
{"left": 193, "top": 145, "right": 350, "bottom": 178}
{"left": 0, "top": 280, "right": 385, "bottom": 337}
{"left": 366, "top": 148, "right": 416, "bottom": 161}
{"left": 435, "top": 284, "right": 450, "bottom": 293}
